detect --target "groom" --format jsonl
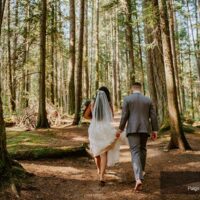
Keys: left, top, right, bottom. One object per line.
{"left": 116, "top": 82, "right": 158, "bottom": 191}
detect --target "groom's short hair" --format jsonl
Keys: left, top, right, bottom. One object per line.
{"left": 132, "top": 82, "right": 142, "bottom": 88}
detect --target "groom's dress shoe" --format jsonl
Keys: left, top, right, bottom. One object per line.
{"left": 134, "top": 180, "right": 142, "bottom": 192}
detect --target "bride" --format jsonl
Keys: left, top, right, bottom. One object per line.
{"left": 87, "top": 86, "right": 121, "bottom": 186}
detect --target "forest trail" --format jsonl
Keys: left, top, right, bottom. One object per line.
{"left": 2, "top": 114, "right": 200, "bottom": 200}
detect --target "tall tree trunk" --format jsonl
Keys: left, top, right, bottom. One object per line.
{"left": 58, "top": 0, "right": 63, "bottom": 108}
{"left": 95, "top": 0, "right": 99, "bottom": 90}
{"left": 179, "top": 49, "right": 186, "bottom": 111}
{"left": 73, "top": 0, "right": 85, "bottom": 125}
{"left": 174, "top": 7, "right": 184, "bottom": 113}
{"left": 116, "top": 10, "right": 121, "bottom": 107}
{"left": 197, "top": 0, "right": 200, "bottom": 52}
{"left": 167, "top": 0, "right": 182, "bottom": 113}
{"left": 36, "top": 0, "right": 50, "bottom": 128}
{"left": 144, "top": 26, "right": 158, "bottom": 108}
{"left": 54, "top": 2, "right": 59, "bottom": 104}
{"left": 123, "top": 0, "right": 135, "bottom": 84}
{"left": 50, "top": 0, "right": 55, "bottom": 104}
{"left": 188, "top": 52, "right": 194, "bottom": 119}
{"left": 186, "top": 14, "right": 194, "bottom": 119}
{"left": 135, "top": 0, "right": 145, "bottom": 94}
{"left": 186, "top": 1, "right": 200, "bottom": 81}
{"left": 67, "top": 0, "right": 76, "bottom": 114}
{"left": 89, "top": 0, "right": 94, "bottom": 97}
{"left": 0, "top": 0, "right": 11, "bottom": 178}
{"left": 143, "top": 0, "right": 167, "bottom": 126}
{"left": 196, "top": 0, "right": 200, "bottom": 111}
{"left": 158, "top": 0, "right": 191, "bottom": 150}
{"left": 21, "top": 0, "right": 30, "bottom": 109}
{"left": 125, "top": 50, "right": 130, "bottom": 92}
{"left": 83, "top": 0, "right": 89, "bottom": 99}
{"left": 0, "top": 0, "right": 6, "bottom": 35}
{"left": 7, "top": 0, "right": 16, "bottom": 113}
{"left": 0, "top": 84, "right": 10, "bottom": 176}
{"left": 12, "top": 0, "right": 18, "bottom": 111}
{"left": 112, "top": 10, "right": 118, "bottom": 109}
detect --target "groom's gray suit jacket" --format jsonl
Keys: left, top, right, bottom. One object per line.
{"left": 119, "top": 92, "right": 158, "bottom": 135}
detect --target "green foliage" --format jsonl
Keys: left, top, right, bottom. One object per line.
{"left": 159, "top": 123, "right": 170, "bottom": 133}
{"left": 7, "top": 131, "right": 54, "bottom": 153}
{"left": 142, "top": 1, "right": 159, "bottom": 29}
{"left": 159, "top": 123, "right": 195, "bottom": 134}
{"left": 101, "top": 0, "right": 119, "bottom": 11}
{"left": 183, "top": 124, "right": 195, "bottom": 133}
{"left": 6, "top": 130, "right": 88, "bottom": 160}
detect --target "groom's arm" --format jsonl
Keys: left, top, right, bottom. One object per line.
{"left": 149, "top": 101, "right": 158, "bottom": 132}
{"left": 119, "top": 97, "right": 129, "bottom": 131}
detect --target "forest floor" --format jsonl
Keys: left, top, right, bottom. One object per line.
{"left": 1, "top": 114, "right": 200, "bottom": 200}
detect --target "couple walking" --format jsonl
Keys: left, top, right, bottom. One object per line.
{"left": 86, "top": 82, "right": 158, "bottom": 192}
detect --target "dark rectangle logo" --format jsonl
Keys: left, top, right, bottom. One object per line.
{"left": 160, "top": 171, "right": 200, "bottom": 194}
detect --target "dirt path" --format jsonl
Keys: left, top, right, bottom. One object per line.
{"left": 2, "top": 116, "right": 200, "bottom": 200}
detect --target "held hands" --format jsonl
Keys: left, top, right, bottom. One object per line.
{"left": 116, "top": 130, "right": 158, "bottom": 140}
{"left": 116, "top": 129, "right": 122, "bottom": 138}
{"left": 151, "top": 131, "right": 158, "bottom": 141}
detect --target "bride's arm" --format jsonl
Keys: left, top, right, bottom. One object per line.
{"left": 83, "top": 100, "right": 94, "bottom": 120}
{"left": 110, "top": 103, "right": 114, "bottom": 117}
{"left": 90, "top": 100, "right": 94, "bottom": 111}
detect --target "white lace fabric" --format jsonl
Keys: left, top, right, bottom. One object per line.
{"left": 88, "top": 90, "right": 126, "bottom": 166}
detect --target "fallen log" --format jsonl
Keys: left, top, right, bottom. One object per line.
{"left": 9, "top": 144, "right": 90, "bottom": 160}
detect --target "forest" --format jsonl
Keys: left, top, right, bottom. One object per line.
{"left": 0, "top": 0, "right": 200, "bottom": 199}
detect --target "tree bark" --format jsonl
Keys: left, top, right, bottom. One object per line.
{"left": 50, "top": 0, "right": 55, "bottom": 105}
{"left": 21, "top": 0, "right": 30, "bottom": 109}
{"left": 135, "top": 1, "right": 145, "bottom": 94}
{"left": 123, "top": 0, "right": 135, "bottom": 84}
{"left": 158, "top": 0, "right": 191, "bottom": 150}
{"left": 89, "top": 0, "right": 95, "bottom": 97}
{"left": 186, "top": 13, "right": 194, "bottom": 119}
{"left": 143, "top": 0, "right": 167, "bottom": 126}
{"left": 73, "top": 0, "right": 85, "bottom": 125}
{"left": 167, "top": 0, "right": 182, "bottom": 113}
{"left": 186, "top": 1, "right": 200, "bottom": 81}
{"left": 116, "top": 10, "right": 121, "bottom": 107}
{"left": 83, "top": 0, "right": 89, "bottom": 99}
{"left": 0, "top": 0, "right": 6, "bottom": 36}
{"left": 36, "top": 0, "right": 50, "bottom": 128}
{"left": 54, "top": 2, "right": 59, "bottom": 104}
{"left": 67, "top": 0, "right": 76, "bottom": 114}
{"left": 12, "top": 0, "right": 18, "bottom": 111}
{"left": 112, "top": 9, "right": 118, "bottom": 109}
{"left": 7, "top": 0, "right": 16, "bottom": 113}
{"left": 95, "top": 0, "right": 99, "bottom": 90}
{"left": 0, "top": 85, "right": 10, "bottom": 176}
{"left": 179, "top": 53, "right": 186, "bottom": 112}
{"left": 0, "top": 0, "right": 11, "bottom": 178}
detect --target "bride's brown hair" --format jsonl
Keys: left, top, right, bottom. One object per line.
{"left": 94, "top": 86, "right": 111, "bottom": 121}
{"left": 98, "top": 86, "right": 111, "bottom": 103}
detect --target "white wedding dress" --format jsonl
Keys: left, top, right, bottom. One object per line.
{"left": 88, "top": 91, "right": 126, "bottom": 167}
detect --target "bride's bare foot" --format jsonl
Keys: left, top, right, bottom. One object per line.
{"left": 99, "top": 180, "right": 106, "bottom": 187}
{"left": 99, "top": 176, "right": 106, "bottom": 187}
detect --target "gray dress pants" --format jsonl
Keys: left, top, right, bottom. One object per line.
{"left": 127, "top": 133, "right": 148, "bottom": 181}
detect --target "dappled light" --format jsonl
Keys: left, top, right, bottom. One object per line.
{"left": 0, "top": 0, "right": 199, "bottom": 199}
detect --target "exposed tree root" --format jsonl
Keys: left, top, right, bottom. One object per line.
{"left": 0, "top": 160, "right": 34, "bottom": 199}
